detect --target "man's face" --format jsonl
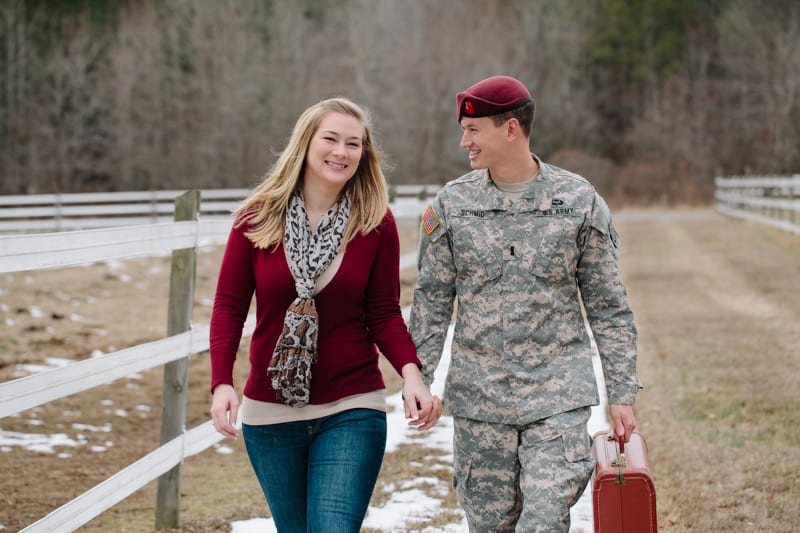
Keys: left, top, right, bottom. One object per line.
{"left": 458, "top": 116, "right": 508, "bottom": 170}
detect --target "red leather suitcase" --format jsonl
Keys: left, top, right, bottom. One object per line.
{"left": 592, "top": 430, "right": 657, "bottom": 532}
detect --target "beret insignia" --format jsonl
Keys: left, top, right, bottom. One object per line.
{"left": 464, "top": 98, "right": 474, "bottom": 115}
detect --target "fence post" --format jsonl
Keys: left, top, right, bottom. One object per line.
{"left": 155, "top": 190, "right": 200, "bottom": 529}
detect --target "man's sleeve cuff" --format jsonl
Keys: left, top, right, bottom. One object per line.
{"left": 607, "top": 381, "right": 643, "bottom": 405}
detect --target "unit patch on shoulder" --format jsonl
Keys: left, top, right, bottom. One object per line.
{"left": 422, "top": 205, "right": 440, "bottom": 235}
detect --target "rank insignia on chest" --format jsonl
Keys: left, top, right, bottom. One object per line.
{"left": 422, "top": 205, "right": 440, "bottom": 235}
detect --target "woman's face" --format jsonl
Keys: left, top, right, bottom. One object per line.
{"left": 304, "top": 112, "right": 364, "bottom": 193}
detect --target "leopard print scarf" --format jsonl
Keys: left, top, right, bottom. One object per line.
{"left": 268, "top": 190, "right": 351, "bottom": 407}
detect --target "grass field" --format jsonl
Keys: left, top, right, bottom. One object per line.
{"left": 1, "top": 209, "right": 799, "bottom": 532}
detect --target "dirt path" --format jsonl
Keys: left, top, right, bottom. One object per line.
{"left": 1, "top": 209, "right": 799, "bottom": 532}
{"left": 618, "top": 210, "right": 800, "bottom": 531}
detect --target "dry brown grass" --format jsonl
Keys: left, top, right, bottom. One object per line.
{"left": 619, "top": 212, "right": 800, "bottom": 532}
{"left": 2, "top": 210, "right": 799, "bottom": 531}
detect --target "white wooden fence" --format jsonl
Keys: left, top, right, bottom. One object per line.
{"left": 12, "top": 177, "right": 798, "bottom": 237}
{"left": 0, "top": 194, "right": 237, "bottom": 532}
{"left": 0, "top": 189, "right": 248, "bottom": 233}
{"left": 0, "top": 186, "right": 434, "bottom": 532}
{"left": 715, "top": 174, "right": 800, "bottom": 235}
{"left": 0, "top": 184, "right": 436, "bottom": 233}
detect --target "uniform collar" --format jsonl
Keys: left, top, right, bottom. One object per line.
{"left": 477, "top": 154, "right": 552, "bottom": 212}
{"left": 521, "top": 154, "right": 555, "bottom": 211}
{"left": 480, "top": 169, "right": 515, "bottom": 211}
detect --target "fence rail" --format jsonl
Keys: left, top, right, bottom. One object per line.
{"left": 0, "top": 191, "right": 246, "bottom": 532}
{"left": 0, "top": 189, "right": 250, "bottom": 232}
{"left": 714, "top": 175, "right": 800, "bottom": 235}
{"left": 0, "top": 185, "right": 437, "bottom": 233}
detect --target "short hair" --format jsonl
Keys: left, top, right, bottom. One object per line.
{"left": 490, "top": 100, "right": 535, "bottom": 138}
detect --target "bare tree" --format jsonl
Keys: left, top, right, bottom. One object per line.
{"left": 717, "top": 0, "right": 800, "bottom": 174}
{"left": 2, "top": 0, "right": 799, "bottom": 203}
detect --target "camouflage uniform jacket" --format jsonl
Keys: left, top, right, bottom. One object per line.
{"left": 410, "top": 158, "right": 642, "bottom": 425}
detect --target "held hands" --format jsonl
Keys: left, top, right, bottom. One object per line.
{"left": 609, "top": 403, "right": 636, "bottom": 443}
{"left": 401, "top": 363, "right": 442, "bottom": 431}
{"left": 210, "top": 384, "right": 240, "bottom": 438}
{"left": 210, "top": 369, "right": 443, "bottom": 436}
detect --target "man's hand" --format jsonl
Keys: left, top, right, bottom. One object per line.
{"left": 401, "top": 363, "right": 442, "bottom": 431}
{"left": 609, "top": 404, "right": 636, "bottom": 443}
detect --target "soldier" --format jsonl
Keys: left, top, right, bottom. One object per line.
{"left": 410, "top": 75, "right": 642, "bottom": 532}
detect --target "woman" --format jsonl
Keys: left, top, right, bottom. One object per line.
{"left": 209, "top": 97, "right": 441, "bottom": 532}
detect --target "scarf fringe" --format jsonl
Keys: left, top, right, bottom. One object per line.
{"left": 268, "top": 297, "right": 319, "bottom": 407}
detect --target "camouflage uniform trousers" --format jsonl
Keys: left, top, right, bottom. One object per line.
{"left": 452, "top": 407, "right": 594, "bottom": 532}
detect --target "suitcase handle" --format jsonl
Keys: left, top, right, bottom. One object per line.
{"left": 607, "top": 433, "right": 627, "bottom": 469}
{"left": 606, "top": 432, "right": 625, "bottom": 454}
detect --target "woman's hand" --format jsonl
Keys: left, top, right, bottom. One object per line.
{"left": 401, "top": 363, "right": 442, "bottom": 431}
{"left": 210, "top": 384, "right": 240, "bottom": 438}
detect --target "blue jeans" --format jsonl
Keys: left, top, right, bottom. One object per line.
{"left": 242, "top": 408, "right": 387, "bottom": 533}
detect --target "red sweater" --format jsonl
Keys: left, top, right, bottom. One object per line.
{"left": 209, "top": 210, "right": 421, "bottom": 404}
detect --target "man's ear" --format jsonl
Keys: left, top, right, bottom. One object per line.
{"left": 505, "top": 118, "right": 522, "bottom": 142}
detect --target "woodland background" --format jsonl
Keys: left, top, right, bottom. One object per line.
{"left": 1, "top": 0, "right": 799, "bottom": 205}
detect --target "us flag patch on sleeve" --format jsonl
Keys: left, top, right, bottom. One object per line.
{"left": 422, "top": 205, "right": 440, "bottom": 235}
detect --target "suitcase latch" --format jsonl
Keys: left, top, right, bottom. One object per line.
{"left": 611, "top": 454, "right": 627, "bottom": 469}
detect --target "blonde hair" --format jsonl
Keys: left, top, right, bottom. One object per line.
{"left": 235, "top": 97, "right": 389, "bottom": 250}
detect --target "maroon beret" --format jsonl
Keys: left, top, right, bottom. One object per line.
{"left": 456, "top": 75, "right": 532, "bottom": 122}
